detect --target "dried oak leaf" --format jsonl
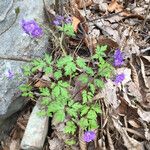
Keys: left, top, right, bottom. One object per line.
{"left": 128, "top": 119, "right": 141, "bottom": 128}
{"left": 112, "top": 118, "right": 145, "bottom": 150}
{"left": 70, "top": 0, "right": 88, "bottom": 33}
{"left": 108, "top": 0, "right": 123, "bottom": 13}
{"left": 127, "top": 81, "right": 142, "bottom": 102}
{"left": 103, "top": 79, "right": 120, "bottom": 109}
{"left": 72, "top": 16, "right": 81, "bottom": 32}
{"left": 129, "top": 61, "right": 140, "bottom": 88}
{"left": 75, "top": 0, "right": 93, "bottom": 9}
{"left": 138, "top": 57, "right": 149, "bottom": 89}
{"left": 107, "top": 0, "right": 143, "bottom": 18}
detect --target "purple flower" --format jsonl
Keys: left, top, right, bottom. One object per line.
{"left": 83, "top": 131, "right": 96, "bottom": 142}
{"left": 53, "top": 15, "right": 64, "bottom": 26}
{"left": 114, "top": 73, "right": 125, "bottom": 84}
{"left": 114, "top": 49, "right": 123, "bottom": 67}
{"left": 5, "top": 69, "right": 14, "bottom": 79}
{"left": 21, "top": 19, "right": 43, "bottom": 38}
{"left": 65, "top": 16, "right": 72, "bottom": 24}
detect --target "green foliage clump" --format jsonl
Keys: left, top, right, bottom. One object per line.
{"left": 19, "top": 45, "right": 114, "bottom": 145}
{"left": 58, "top": 24, "right": 75, "bottom": 37}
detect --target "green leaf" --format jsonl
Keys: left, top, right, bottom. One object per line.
{"left": 65, "top": 139, "right": 76, "bottom": 145}
{"left": 39, "top": 87, "right": 50, "bottom": 96}
{"left": 22, "top": 65, "right": 32, "bottom": 76}
{"left": 22, "top": 92, "right": 33, "bottom": 98}
{"left": 84, "top": 67, "right": 94, "bottom": 76}
{"left": 19, "top": 84, "right": 32, "bottom": 92}
{"left": 66, "top": 108, "right": 77, "bottom": 118}
{"left": 68, "top": 100, "right": 74, "bottom": 107}
{"left": 58, "top": 81, "right": 69, "bottom": 88}
{"left": 47, "top": 101, "right": 64, "bottom": 113}
{"left": 88, "top": 119, "right": 99, "bottom": 130}
{"left": 87, "top": 92, "right": 94, "bottom": 102}
{"left": 64, "top": 62, "right": 76, "bottom": 76}
{"left": 72, "top": 102, "right": 82, "bottom": 110}
{"left": 78, "top": 74, "right": 89, "bottom": 84}
{"left": 41, "top": 97, "right": 50, "bottom": 106}
{"left": 87, "top": 110, "right": 97, "bottom": 120}
{"left": 37, "top": 110, "right": 47, "bottom": 116}
{"left": 94, "top": 79, "right": 104, "bottom": 89}
{"left": 58, "top": 24, "right": 75, "bottom": 37}
{"left": 54, "top": 110, "right": 65, "bottom": 122}
{"left": 76, "top": 57, "right": 86, "bottom": 68}
{"left": 60, "top": 87, "right": 69, "bottom": 98}
{"left": 43, "top": 66, "right": 53, "bottom": 74}
{"left": 56, "top": 55, "right": 73, "bottom": 68}
{"left": 52, "top": 85, "right": 60, "bottom": 97}
{"left": 82, "top": 90, "right": 88, "bottom": 104}
{"left": 91, "top": 104, "right": 102, "bottom": 114}
{"left": 89, "top": 83, "right": 95, "bottom": 94}
{"left": 44, "top": 54, "right": 52, "bottom": 64}
{"left": 78, "top": 118, "right": 89, "bottom": 130}
{"left": 54, "top": 70, "right": 62, "bottom": 80}
{"left": 64, "top": 121, "right": 77, "bottom": 135}
{"left": 31, "top": 59, "right": 46, "bottom": 72}
{"left": 80, "top": 105, "right": 90, "bottom": 116}
{"left": 96, "top": 45, "right": 107, "bottom": 57}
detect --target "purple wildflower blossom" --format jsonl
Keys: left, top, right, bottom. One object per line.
{"left": 65, "top": 16, "right": 72, "bottom": 24}
{"left": 53, "top": 15, "right": 64, "bottom": 26}
{"left": 114, "top": 49, "right": 123, "bottom": 67}
{"left": 5, "top": 69, "right": 14, "bottom": 79}
{"left": 21, "top": 19, "right": 43, "bottom": 38}
{"left": 114, "top": 73, "right": 125, "bottom": 84}
{"left": 83, "top": 131, "right": 96, "bottom": 142}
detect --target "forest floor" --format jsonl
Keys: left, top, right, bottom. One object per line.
{"left": 1, "top": 0, "right": 150, "bottom": 150}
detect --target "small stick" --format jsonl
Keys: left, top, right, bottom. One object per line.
{"left": 141, "top": 47, "right": 150, "bottom": 53}
{"left": 123, "top": 128, "right": 146, "bottom": 139}
{"left": 0, "top": 55, "right": 33, "bottom": 62}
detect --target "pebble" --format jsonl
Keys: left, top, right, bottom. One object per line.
{"left": 21, "top": 102, "right": 49, "bottom": 150}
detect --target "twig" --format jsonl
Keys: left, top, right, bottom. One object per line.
{"left": 106, "top": 126, "right": 115, "bottom": 150}
{"left": 0, "top": 55, "right": 33, "bottom": 62}
{"left": 140, "top": 47, "right": 150, "bottom": 53}
{"left": 123, "top": 128, "right": 146, "bottom": 139}
{"left": 141, "top": 1, "right": 150, "bottom": 31}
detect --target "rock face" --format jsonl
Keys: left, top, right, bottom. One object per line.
{"left": 0, "top": 0, "right": 50, "bottom": 140}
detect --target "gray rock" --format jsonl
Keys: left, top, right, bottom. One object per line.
{"left": 21, "top": 102, "right": 49, "bottom": 150}
{"left": 0, "top": 0, "right": 50, "bottom": 140}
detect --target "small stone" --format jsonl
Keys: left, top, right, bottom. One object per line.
{"left": 21, "top": 102, "right": 49, "bottom": 150}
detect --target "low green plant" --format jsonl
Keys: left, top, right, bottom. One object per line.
{"left": 19, "top": 45, "right": 114, "bottom": 144}
{"left": 58, "top": 23, "right": 75, "bottom": 37}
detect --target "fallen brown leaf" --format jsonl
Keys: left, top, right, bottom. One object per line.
{"left": 112, "top": 118, "right": 145, "bottom": 150}
{"left": 139, "top": 57, "right": 149, "bottom": 89}
{"left": 129, "top": 61, "right": 140, "bottom": 88}
{"left": 128, "top": 119, "right": 141, "bottom": 128}
{"left": 75, "top": 0, "right": 93, "bottom": 9}
{"left": 108, "top": 0, "right": 123, "bottom": 13}
{"left": 72, "top": 16, "right": 81, "bottom": 32}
